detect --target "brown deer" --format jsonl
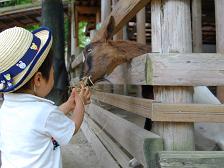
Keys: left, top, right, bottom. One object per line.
{"left": 82, "top": 16, "right": 150, "bottom": 83}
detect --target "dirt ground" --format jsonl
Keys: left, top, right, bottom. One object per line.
{"left": 61, "top": 131, "right": 102, "bottom": 168}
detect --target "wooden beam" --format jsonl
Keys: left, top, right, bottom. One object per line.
{"left": 92, "top": 90, "right": 224, "bottom": 123}
{"left": 84, "top": 115, "right": 130, "bottom": 168}
{"left": 78, "top": 16, "right": 96, "bottom": 22}
{"left": 158, "top": 151, "right": 224, "bottom": 168}
{"left": 115, "top": 53, "right": 224, "bottom": 86}
{"left": 93, "top": 0, "right": 150, "bottom": 42}
{"left": 146, "top": 53, "right": 224, "bottom": 86}
{"left": 92, "top": 91, "right": 155, "bottom": 118}
{"left": 76, "top": 6, "right": 98, "bottom": 14}
{"left": 87, "top": 104, "right": 162, "bottom": 167}
{"left": 152, "top": 103, "right": 224, "bottom": 123}
{"left": 0, "top": 1, "right": 69, "bottom": 17}
{"left": 81, "top": 117, "right": 120, "bottom": 168}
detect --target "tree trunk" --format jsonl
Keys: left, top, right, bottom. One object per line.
{"left": 41, "top": 0, "right": 68, "bottom": 105}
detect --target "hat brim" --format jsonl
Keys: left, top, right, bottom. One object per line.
{"left": 3, "top": 27, "right": 52, "bottom": 92}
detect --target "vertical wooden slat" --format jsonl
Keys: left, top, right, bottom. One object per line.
{"left": 137, "top": 7, "right": 146, "bottom": 44}
{"left": 151, "top": 0, "right": 195, "bottom": 150}
{"left": 101, "top": 0, "right": 111, "bottom": 22}
{"left": 192, "top": 0, "right": 202, "bottom": 53}
{"left": 71, "top": 0, "right": 77, "bottom": 56}
{"left": 215, "top": 0, "right": 224, "bottom": 103}
{"left": 136, "top": 7, "right": 146, "bottom": 97}
{"left": 108, "top": 0, "right": 126, "bottom": 95}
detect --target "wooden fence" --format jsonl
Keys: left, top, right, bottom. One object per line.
{"left": 69, "top": 0, "right": 224, "bottom": 167}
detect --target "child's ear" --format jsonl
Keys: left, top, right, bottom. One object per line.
{"left": 33, "top": 72, "right": 42, "bottom": 87}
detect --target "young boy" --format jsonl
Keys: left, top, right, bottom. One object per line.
{"left": 0, "top": 27, "right": 91, "bottom": 168}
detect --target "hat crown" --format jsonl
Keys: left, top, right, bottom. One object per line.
{"left": 0, "top": 27, "right": 33, "bottom": 73}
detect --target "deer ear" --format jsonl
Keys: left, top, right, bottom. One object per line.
{"left": 91, "top": 16, "right": 115, "bottom": 43}
{"left": 104, "top": 16, "right": 115, "bottom": 41}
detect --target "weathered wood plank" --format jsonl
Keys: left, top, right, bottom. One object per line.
{"left": 146, "top": 53, "right": 224, "bottom": 86}
{"left": 85, "top": 115, "right": 130, "bottom": 168}
{"left": 93, "top": 0, "right": 150, "bottom": 42}
{"left": 81, "top": 117, "right": 120, "bottom": 168}
{"left": 86, "top": 104, "right": 162, "bottom": 167}
{"left": 158, "top": 151, "right": 224, "bottom": 168}
{"left": 152, "top": 103, "right": 224, "bottom": 123}
{"left": 125, "top": 53, "right": 224, "bottom": 86}
{"left": 0, "top": 0, "right": 69, "bottom": 16}
{"left": 92, "top": 90, "right": 224, "bottom": 123}
{"left": 215, "top": 1, "right": 224, "bottom": 103}
{"left": 92, "top": 91, "right": 155, "bottom": 118}
{"left": 192, "top": 0, "right": 202, "bottom": 53}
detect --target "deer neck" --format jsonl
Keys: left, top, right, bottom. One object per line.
{"left": 110, "top": 40, "right": 150, "bottom": 63}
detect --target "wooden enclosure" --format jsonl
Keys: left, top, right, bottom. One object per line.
{"left": 69, "top": 0, "right": 224, "bottom": 167}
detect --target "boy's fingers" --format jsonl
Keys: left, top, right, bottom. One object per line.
{"left": 71, "top": 88, "right": 76, "bottom": 96}
{"left": 86, "top": 92, "right": 91, "bottom": 99}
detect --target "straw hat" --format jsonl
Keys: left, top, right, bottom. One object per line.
{"left": 0, "top": 27, "right": 52, "bottom": 93}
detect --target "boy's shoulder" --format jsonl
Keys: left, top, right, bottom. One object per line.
{"left": 3, "top": 93, "right": 58, "bottom": 115}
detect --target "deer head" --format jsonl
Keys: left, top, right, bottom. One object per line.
{"left": 82, "top": 16, "right": 150, "bottom": 83}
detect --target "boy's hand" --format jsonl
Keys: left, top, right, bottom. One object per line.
{"left": 59, "top": 84, "right": 91, "bottom": 115}
{"left": 78, "top": 83, "right": 91, "bottom": 105}
{"left": 59, "top": 88, "right": 77, "bottom": 114}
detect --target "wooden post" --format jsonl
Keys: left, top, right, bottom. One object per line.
{"left": 123, "top": 25, "right": 128, "bottom": 40}
{"left": 66, "top": 3, "right": 72, "bottom": 71}
{"left": 101, "top": 0, "right": 111, "bottom": 22}
{"left": 151, "top": 0, "right": 195, "bottom": 150}
{"left": 136, "top": 7, "right": 146, "bottom": 97}
{"left": 71, "top": 0, "right": 77, "bottom": 56}
{"left": 112, "top": 0, "right": 123, "bottom": 41}
{"left": 192, "top": 0, "right": 202, "bottom": 53}
{"left": 215, "top": 0, "right": 224, "bottom": 103}
{"left": 108, "top": 0, "right": 126, "bottom": 95}
{"left": 100, "top": 0, "right": 112, "bottom": 93}
{"left": 137, "top": 8, "right": 146, "bottom": 44}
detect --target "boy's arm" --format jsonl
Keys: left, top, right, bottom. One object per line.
{"left": 59, "top": 87, "right": 91, "bottom": 134}
{"left": 59, "top": 102, "right": 73, "bottom": 115}
{"left": 71, "top": 95, "right": 85, "bottom": 134}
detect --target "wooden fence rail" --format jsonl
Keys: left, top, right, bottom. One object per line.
{"left": 158, "top": 151, "right": 224, "bottom": 168}
{"left": 86, "top": 103, "right": 163, "bottom": 167}
{"left": 92, "top": 90, "right": 224, "bottom": 123}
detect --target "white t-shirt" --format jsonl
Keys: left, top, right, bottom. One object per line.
{"left": 0, "top": 93, "right": 75, "bottom": 168}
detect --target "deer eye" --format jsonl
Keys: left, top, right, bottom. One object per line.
{"left": 87, "top": 48, "right": 92, "bottom": 53}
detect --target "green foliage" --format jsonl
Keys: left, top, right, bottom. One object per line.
{"left": 26, "top": 24, "right": 40, "bottom": 31}
{"left": 0, "top": 0, "right": 32, "bottom": 7}
{"left": 78, "top": 22, "right": 90, "bottom": 48}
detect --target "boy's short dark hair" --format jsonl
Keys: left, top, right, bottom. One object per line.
{"left": 15, "top": 49, "right": 53, "bottom": 92}
{"left": 38, "top": 48, "right": 53, "bottom": 81}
